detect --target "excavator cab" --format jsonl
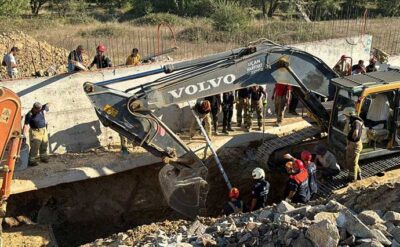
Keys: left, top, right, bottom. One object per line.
{"left": 328, "top": 69, "right": 400, "bottom": 163}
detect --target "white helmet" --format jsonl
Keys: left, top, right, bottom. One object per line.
{"left": 252, "top": 167, "right": 265, "bottom": 179}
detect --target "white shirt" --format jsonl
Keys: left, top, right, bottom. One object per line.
{"left": 5, "top": 53, "right": 18, "bottom": 75}
{"left": 315, "top": 151, "right": 340, "bottom": 171}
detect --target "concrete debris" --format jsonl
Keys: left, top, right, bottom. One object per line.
{"left": 81, "top": 182, "right": 400, "bottom": 247}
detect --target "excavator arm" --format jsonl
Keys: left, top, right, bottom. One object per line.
{"left": 83, "top": 40, "right": 337, "bottom": 218}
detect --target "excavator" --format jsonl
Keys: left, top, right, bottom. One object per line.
{"left": 0, "top": 87, "right": 23, "bottom": 245}
{"left": 83, "top": 39, "right": 400, "bottom": 218}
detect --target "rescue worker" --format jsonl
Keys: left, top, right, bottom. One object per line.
{"left": 301, "top": 151, "right": 318, "bottom": 198}
{"left": 67, "top": 45, "right": 84, "bottom": 72}
{"left": 23, "top": 102, "right": 50, "bottom": 167}
{"left": 89, "top": 44, "right": 112, "bottom": 69}
{"left": 222, "top": 91, "right": 235, "bottom": 134}
{"left": 235, "top": 88, "right": 251, "bottom": 128}
{"left": 221, "top": 187, "right": 247, "bottom": 215}
{"left": 3, "top": 46, "right": 19, "bottom": 78}
{"left": 205, "top": 94, "right": 222, "bottom": 135}
{"left": 333, "top": 55, "right": 352, "bottom": 76}
{"left": 126, "top": 48, "right": 141, "bottom": 66}
{"left": 345, "top": 110, "right": 364, "bottom": 181}
{"left": 272, "top": 83, "right": 291, "bottom": 126}
{"left": 285, "top": 160, "right": 310, "bottom": 204}
{"left": 248, "top": 85, "right": 267, "bottom": 131}
{"left": 366, "top": 58, "right": 378, "bottom": 73}
{"left": 250, "top": 167, "right": 270, "bottom": 211}
{"left": 314, "top": 144, "right": 341, "bottom": 178}
{"left": 189, "top": 100, "right": 212, "bottom": 138}
{"left": 352, "top": 60, "right": 366, "bottom": 75}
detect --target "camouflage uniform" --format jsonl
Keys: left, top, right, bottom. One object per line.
{"left": 236, "top": 88, "right": 251, "bottom": 128}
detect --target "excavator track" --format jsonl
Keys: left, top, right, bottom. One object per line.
{"left": 255, "top": 126, "right": 322, "bottom": 167}
{"left": 317, "top": 153, "right": 400, "bottom": 196}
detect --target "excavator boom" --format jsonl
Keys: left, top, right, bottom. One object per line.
{"left": 84, "top": 40, "right": 338, "bottom": 218}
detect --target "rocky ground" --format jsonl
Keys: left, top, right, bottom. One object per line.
{"left": 81, "top": 177, "right": 400, "bottom": 247}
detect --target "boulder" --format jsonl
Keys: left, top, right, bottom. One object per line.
{"left": 277, "top": 201, "right": 295, "bottom": 213}
{"left": 391, "top": 227, "right": 400, "bottom": 243}
{"left": 384, "top": 211, "right": 400, "bottom": 225}
{"left": 326, "top": 200, "right": 346, "bottom": 212}
{"left": 356, "top": 239, "right": 384, "bottom": 247}
{"left": 314, "top": 212, "right": 339, "bottom": 224}
{"left": 338, "top": 210, "right": 374, "bottom": 238}
{"left": 187, "top": 220, "right": 207, "bottom": 236}
{"left": 358, "top": 211, "right": 384, "bottom": 225}
{"left": 306, "top": 219, "right": 340, "bottom": 247}
{"left": 370, "top": 229, "right": 392, "bottom": 246}
{"left": 392, "top": 240, "right": 400, "bottom": 247}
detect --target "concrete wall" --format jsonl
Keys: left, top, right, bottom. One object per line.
{"left": 0, "top": 35, "right": 372, "bottom": 154}
{"left": 389, "top": 55, "right": 400, "bottom": 66}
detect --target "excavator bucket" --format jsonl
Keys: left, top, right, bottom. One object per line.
{"left": 158, "top": 164, "right": 208, "bottom": 218}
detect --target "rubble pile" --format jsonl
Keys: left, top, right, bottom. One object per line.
{"left": 0, "top": 31, "right": 76, "bottom": 78}
{"left": 82, "top": 182, "right": 400, "bottom": 247}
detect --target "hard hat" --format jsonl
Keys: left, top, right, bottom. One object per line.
{"left": 97, "top": 44, "right": 106, "bottom": 52}
{"left": 201, "top": 100, "right": 211, "bottom": 112}
{"left": 301, "top": 150, "right": 312, "bottom": 162}
{"left": 229, "top": 187, "right": 240, "bottom": 199}
{"left": 294, "top": 159, "right": 305, "bottom": 170}
{"left": 252, "top": 167, "right": 265, "bottom": 179}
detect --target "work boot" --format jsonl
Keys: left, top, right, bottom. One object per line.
{"left": 237, "top": 123, "right": 241, "bottom": 127}
{"left": 245, "top": 127, "right": 251, "bottom": 132}
{"left": 28, "top": 161, "right": 39, "bottom": 167}
{"left": 40, "top": 157, "right": 49, "bottom": 163}
{"left": 275, "top": 121, "right": 281, "bottom": 127}
{"left": 222, "top": 127, "right": 229, "bottom": 134}
{"left": 227, "top": 126, "right": 234, "bottom": 131}
{"left": 213, "top": 131, "right": 220, "bottom": 136}
{"left": 289, "top": 110, "right": 299, "bottom": 116}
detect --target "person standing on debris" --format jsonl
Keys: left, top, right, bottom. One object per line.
{"left": 284, "top": 160, "right": 310, "bottom": 203}
{"left": 314, "top": 144, "right": 341, "bottom": 178}
{"left": 221, "top": 187, "right": 247, "bottom": 215}
{"left": 235, "top": 88, "right": 251, "bottom": 129}
{"left": 205, "top": 94, "right": 222, "bottom": 136}
{"left": 272, "top": 83, "right": 291, "bottom": 126}
{"left": 3, "top": 47, "right": 19, "bottom": 78}
{"left": 189, "top": 100, "right": 212, "bottom": 138}
{"left": 366, "top": 58, "right": 378, "bottom": 73}
{"left": 250, "top": 167, "right": 270, "bottom": 211}
{"left": 67, "top": 45, "right": 85, "bottom": 73}
{"left": 301, "top": 151, "right": 318, "bottom": 198}
{"left": 345, "top": 110, "right": 364, "bottom": 182}
{"left": 352, "top": 60, "right": 367, "bottom": 75}
{"left": 89, "top": 44, "right": 112, "bottom": 69}
{"left": 23, "top": 102, "right": 50, "bottom": 167}
{"left": 222, "top": 91, "right": 235, "bottom": 134}
{"left": 126, "top": 48, "right": 141, "bottom": 66}
{"left": 248, "top": 85, "right": 267, "bottom": 131}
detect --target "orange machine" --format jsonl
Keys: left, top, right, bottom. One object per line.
{"left": 0, "top": 86, "right": 22, "bottom": 216}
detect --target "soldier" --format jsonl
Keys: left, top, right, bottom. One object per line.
{"left": 248, "top": 86, "right": 267, "bottom": 131}
{"left": 235, "top": 88, "right": 251, "bottom": 129}
{"left": 345, "top": 110, "right": 364, "bottom": 181}
{"left": 205, "top": 94, "right": 222, "bottom": 135}
{"left": 222, "top": 91, "right": 235, "bottom": 134}
{"left": 272, "top": 83, "right": 291, "bottom": 126}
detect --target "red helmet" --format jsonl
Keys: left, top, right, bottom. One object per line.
{"left": 301, "top": 150, "right": 312, "bottom": 162}
{"left": 97, "top": 44, "right": 106, "bottom": 52}
{"left": 229, "top": 187, "right": 240, "bottom": 199}
{"left": 294, "top": 159, "right": 305, "bottom": 170}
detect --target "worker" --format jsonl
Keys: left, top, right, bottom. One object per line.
{"left": 285, "top": 160, "right": 310, "bottom": 204}
{"left": 204, "top": 94, "right": 221, "bottom": 135}
{"left": 249, "top": 85, "right": 267, "bottom": 131}
{"left": 314, "top": 144, "right": 341, "bottom": 178}
{"left": 352, "top": 60, "right": 366, "bottom": 75}
{"left": 2, "top": 46, "right": 19, "bottom": 78}
{"left": 301, "top": 151, "right": 318, "bottom": 198}
{"left": 189, "top": 100, "right": 212, "bottom": 138}
{"left": 345, "top": 110, "right": 364, "bottom": 181}
{"left": 89, "top": 44, "right": 112, "bottom": 69}
{"left": 67, "top": 45, "right": 85, "bottom": 72}
{"left": 288, "top": 93, "right": 299, "bottom": 116}
{"left": 23, "top": 102, "right": 50, "bottom": 167}
{"left": 126, "top": 48, "right": 141, "bottom": 66}
{"left": 250, "top": 167, "right": 270, "bottom": 211}
{"left": 222, "top": 91, "right": 235, "bottom": 134}
{"left": 272, "top": 83, "right": 291, "bottom": 126}
{"left": 333, "top": 55, "right": 352, "bottom": 76}
{"left": 235, "top": 88, "right": 251, "bottom": 129}
{"left": 221, "top": 187, "right": 247, "bottom": 215}
{"left": 366, "top": 58, "right": 378, "bottom": 73}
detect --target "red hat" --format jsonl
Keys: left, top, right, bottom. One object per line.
{"left": 97, "top": 44, "right": 106, "bottom": 52}
{"left": 301, "top": 151, "right": 312, "bottom": 162}
{"left": 294, "top": 159, "right": 305, "bottom": 170}
{"left": 229, "top": 187, "right": 240, "bottom": 199}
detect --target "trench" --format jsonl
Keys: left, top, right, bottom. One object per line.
{"left": 5, "top": 144, "right": 291, "bottom": 246}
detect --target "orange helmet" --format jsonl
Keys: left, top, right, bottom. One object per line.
{"left": 229, "top": 187, "right": 240, "bottom": 199}
{"left": 301, "top": 150, "right": 312, "bottom": 162}
{"left": 285, "top": 161, "right": 295, "bottom": 172}
{"left": 201, "top": 100, "right": 211, "bottom": 112}
{"left": 97, "top": 44, "right": 106, "bottom": 52}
